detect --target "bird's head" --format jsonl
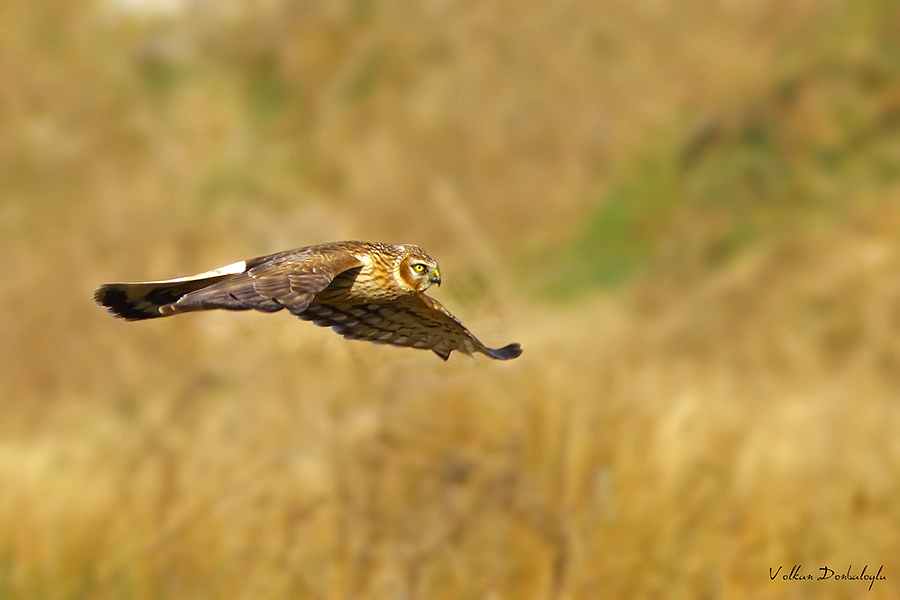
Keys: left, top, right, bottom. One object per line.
{"left": 398, "top": 245, "right": 441, "bottom": 292}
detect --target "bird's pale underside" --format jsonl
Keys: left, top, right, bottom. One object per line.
{"left": 94, "top": 241, "right": 522, "bottom": 361}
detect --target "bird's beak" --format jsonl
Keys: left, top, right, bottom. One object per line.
{"left": 430, "top": 270, "right": 441, "bottom": 286}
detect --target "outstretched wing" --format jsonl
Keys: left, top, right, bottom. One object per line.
{"left": 95, "top": 245, "right": 364, "bottom": 320}
{"left": 300, "top": 293, "right": 522, "bottom": 360}
{"left": 174, "top": 249, "right": 364, "bottom": 316}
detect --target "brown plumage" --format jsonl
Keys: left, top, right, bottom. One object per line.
{"left": 94, "top": 241, "right": 522, "bottom": 361}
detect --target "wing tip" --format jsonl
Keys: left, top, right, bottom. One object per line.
{"left": 484, "top": 342, "right": 522, "bottom": 360}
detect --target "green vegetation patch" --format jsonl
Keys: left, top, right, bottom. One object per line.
{"left": 549, "top": 0, "right": 900, "bottom": 298}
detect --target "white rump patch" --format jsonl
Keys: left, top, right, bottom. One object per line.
{"left": 143, "top": 260, "right": 247, "bottom": 284}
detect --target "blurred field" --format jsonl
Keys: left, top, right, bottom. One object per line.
{"left": 3, "top": 0, "right": 900, "bottom": 598}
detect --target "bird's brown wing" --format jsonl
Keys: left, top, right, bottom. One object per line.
{"left": 96, "top": 245, "right": 365, "bottom": 320}
{"left": 168, "top": 249, "right": 365, "bottom": 316}
{"left": 300, "top": 293, "right": 522, "bottom": 360}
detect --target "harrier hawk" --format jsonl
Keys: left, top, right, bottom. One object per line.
{"left": 94, "top": 241, "right": 522, "bottom": 361}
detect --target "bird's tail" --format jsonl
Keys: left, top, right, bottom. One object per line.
{"left": 94, "top": 260, "right": 248, "bottom": 321}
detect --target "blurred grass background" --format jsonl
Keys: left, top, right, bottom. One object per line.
{"left": 3, "top": 0, "right": 900, "bottom": 597}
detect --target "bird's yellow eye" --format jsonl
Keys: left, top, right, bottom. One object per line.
{"left": 413, "top": 263, "right": 426, "bottom": 273}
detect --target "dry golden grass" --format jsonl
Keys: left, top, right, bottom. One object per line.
{"left": 3, "top": 0, "right": 900, "bottom": 598}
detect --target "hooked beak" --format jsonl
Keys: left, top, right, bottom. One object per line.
{"left": 430, "top": 270, "right": 441, "bottom": 286}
